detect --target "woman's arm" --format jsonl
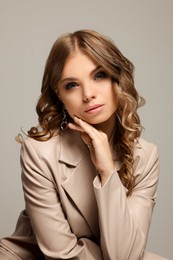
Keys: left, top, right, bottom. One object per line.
{"left": 93, "top": 143, "right": 159, "bottom": 260}
{"left": 21, "top": 139, "right": 103, "bottom": 260}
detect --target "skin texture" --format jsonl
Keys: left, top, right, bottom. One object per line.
{"left": 58, "top": 51, "right": 118, "bottom": 184}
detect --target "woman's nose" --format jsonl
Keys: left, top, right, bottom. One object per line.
{"left": 83, "top": 95, "right": 96, "bottom": 102}
{"left": 82, "top": 84, "right": 96, "bottom": 102}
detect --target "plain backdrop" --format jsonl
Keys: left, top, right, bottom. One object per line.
{"left": 0, "top": 0, "right": 172, "bottom": 259}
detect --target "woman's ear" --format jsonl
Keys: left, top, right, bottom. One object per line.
{"left": 56, "top": 88, "right": 63, "bottom": 102}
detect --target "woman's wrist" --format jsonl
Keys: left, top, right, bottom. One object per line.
{"left": 97, "top": 165, "right": 116, "bottom": 186}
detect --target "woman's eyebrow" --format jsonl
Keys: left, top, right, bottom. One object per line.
{"left": 90, "top": 65, "right": 102, "bottom": 77}
{"left": 59, "top": 77, "right": 78, "bottom": 85}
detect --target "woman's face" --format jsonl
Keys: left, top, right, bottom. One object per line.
{"left": 58, "top": 51, "right": 118, "bottom": 126}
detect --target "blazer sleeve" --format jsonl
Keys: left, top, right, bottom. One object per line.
{"left": 93, "top": 143, "right": 159, "bottom": 260}
{"left": 20, "top": 139, "right": 103, "bottom": 260}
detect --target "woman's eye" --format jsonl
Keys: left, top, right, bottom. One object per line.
{"left": 65, "top": 82, "right": 78, "bottom": 90}
{"left": 94, "top": 71, "right": 107, "bottom": 80}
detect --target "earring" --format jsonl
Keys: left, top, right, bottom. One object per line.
{"left": 60, "top": 107, "right": 68, "bottom": 130}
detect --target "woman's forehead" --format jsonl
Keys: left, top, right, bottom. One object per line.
{"left": 61, "top": 51, "right": 99, "bottom": 76}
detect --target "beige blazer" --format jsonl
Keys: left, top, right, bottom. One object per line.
{"left": 0, "top": 130, "right": 168, "bottom": 260}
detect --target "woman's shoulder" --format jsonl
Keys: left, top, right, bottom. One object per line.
{"left": 134, "top": 137, "right": 158, "bottom": 158}
{"left": 21, "top": 134, "right": 61, "bottom": 160}
{"left": 133, "top": 137, "right": 159, "bottom": 177}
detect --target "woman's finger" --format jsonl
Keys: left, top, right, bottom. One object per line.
{"left": 73, "top": 117, "right": 100, "bottom": 141}
{"left": 68, "top": 122, "right": 93, "bottom": 146}
{"left": 81, "top": 132, "right": 92, "bottom": 145}
{"left": 68, "top": 122, "right": 84, "bottom": 132}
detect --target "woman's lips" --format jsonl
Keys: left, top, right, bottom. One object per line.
{"left": 84, "top": 104, "right": 104, "bottom": 114}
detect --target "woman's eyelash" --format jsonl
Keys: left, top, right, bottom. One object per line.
{"left": 64, "top": 71, "right": 107, "bottom": 89}
{"left": 94, "top": 71, "right": 107, "bottom": 80}
{"left": 65, "top": 82, "right": 78, "bottom": 90}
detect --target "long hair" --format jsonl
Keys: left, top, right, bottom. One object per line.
{"left": 28, "top": 29, "right": 145, "bottom": 195}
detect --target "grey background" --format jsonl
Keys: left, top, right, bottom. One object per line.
{"left": 0, "top": 0, "right": 172, "bottom": 259}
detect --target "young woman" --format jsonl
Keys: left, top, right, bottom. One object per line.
{"left": 0, "top": 30, "right": 167, "bottom": 260}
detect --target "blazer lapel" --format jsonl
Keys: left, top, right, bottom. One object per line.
{"left": 59, "top": 130, "right": 100, "bottom": 237}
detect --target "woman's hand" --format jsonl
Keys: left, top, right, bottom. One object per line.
{"left": 68, "top": 116, "right": 115, "bottom": 185}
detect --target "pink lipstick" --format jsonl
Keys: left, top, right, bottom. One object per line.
{"left": 84, "top": 104, "right": 104, "bottom": 114}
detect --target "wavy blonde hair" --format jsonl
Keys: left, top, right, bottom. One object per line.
{"left": 28, "top": 29, "right": 145, "bottom": 195}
